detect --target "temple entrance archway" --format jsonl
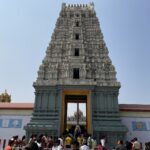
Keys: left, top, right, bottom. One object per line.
{"left": 61, "top": 90, "right": 91, "bottom": 135}
{"left": 65, "top": 100, "right": 86, "bottom": 136}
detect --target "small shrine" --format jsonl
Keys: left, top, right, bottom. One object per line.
{"left": 0, "top": 90, "right": 11, "bottom": 103}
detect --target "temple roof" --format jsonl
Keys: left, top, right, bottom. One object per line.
{"left": 0, "top": 103, "right": 33, "bottom": 109}
{"left": 0, "top": 103, "right": 150, "bottom": 112}
{"left": 119, "top": 104, "right": 150, "bottom": 112}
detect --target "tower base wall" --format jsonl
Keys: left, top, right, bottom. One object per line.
{"left": 25, "top": 85, "right": 127, "bottom": 148}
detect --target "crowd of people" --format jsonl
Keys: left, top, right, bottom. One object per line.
{"left": 4, "top": 134, "right": 99, "bottom": 150}
{"left": 3, "top": 134, "right": 150, "bottom": 150}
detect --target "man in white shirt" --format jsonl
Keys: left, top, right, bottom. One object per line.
{"left": 80, "top": 141, "right": 90, "bottom": 150}
{"left": 52, "top": 139, "right": 63, "bottom": 150}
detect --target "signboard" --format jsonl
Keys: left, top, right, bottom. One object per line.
{"left": 0, "top": 119, "right": 22, "bottom": 128}
{"left": 132, "top": 121, "right": 147, "bottom": 131}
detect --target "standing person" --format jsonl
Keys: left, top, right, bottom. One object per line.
{"left": 91, "top": 137, "right": 97, "bottom": 150}
{"left": 77, "top": 135, "right": 82, "bottom": 147}
{"left": 115, "top": 140, "right": 126, "bottom": 150}
{"left": 48, "top": 136, "right": 54, "bottom": 149}
{"left": 29, "top": 135, "right": 39, "bottom": 150}
{"left": 80, "top": 141, "right": 90, "bottom": 150}
{"left": 57, "top": 140, "right": 63, "bottom": 150}
{"left": 58, "top": 136, "right": 64, "bottom": 148}
{"left": 5, "top": 139, "right": 14, "bottom": 150}
{"left": 100, "top": 136, "right": 106, "bottom": 148}
{"left": 87, "top": 135, "right": 92, "bottom": 149}
{"left": 74, "top": 125, "right": 81, "bottom": 139}
{"left": 97, "top": 142, "right": 103, "bottom": 150}
{"left": 52, "top": 140, "right": 63, "bottom": 150}
{"left": 71, "top": 141, "right": 80, "bottom": 150}
{"left": 65, "top": 134, "right": 72, "bottom": 149}
{"left": 132, "top": 138, "right": 140, "bottom": 150}
{"left": 145, "top": 142, "right": 150, "bottom": 150}
{"left": 125, "top": 141, "right": 132, "bottom": 150}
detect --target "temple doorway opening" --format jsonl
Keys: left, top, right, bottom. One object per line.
{"left": 60, "top": 90, "right": 91, "bottom": 136}
{"left": 65, "top": 102, "right": 87, "bottom": 137}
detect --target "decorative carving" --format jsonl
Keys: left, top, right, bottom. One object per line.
{"left": 35, "top": 2, "right": 120, "bottom": 87}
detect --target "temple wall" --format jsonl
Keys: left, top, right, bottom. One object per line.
{"left": 121, "top": 115, "right": 150, "bottom": 146}
{"left": 0, "top": 107, "right": 150, "bottom": 149}
{"left": 0, "top": 115, "right": 30, "bottom": 150}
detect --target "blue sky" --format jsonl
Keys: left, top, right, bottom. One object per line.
{"left": 0, "top": 0, "right": 150, "bottom": 104}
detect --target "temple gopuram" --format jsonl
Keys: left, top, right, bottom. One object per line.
{"left": 24, "top": 3, "right": 127, "bottom": 148}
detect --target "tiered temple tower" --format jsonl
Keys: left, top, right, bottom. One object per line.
{"left": 25, "top": 3, "right": 127, "bottom": 148}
